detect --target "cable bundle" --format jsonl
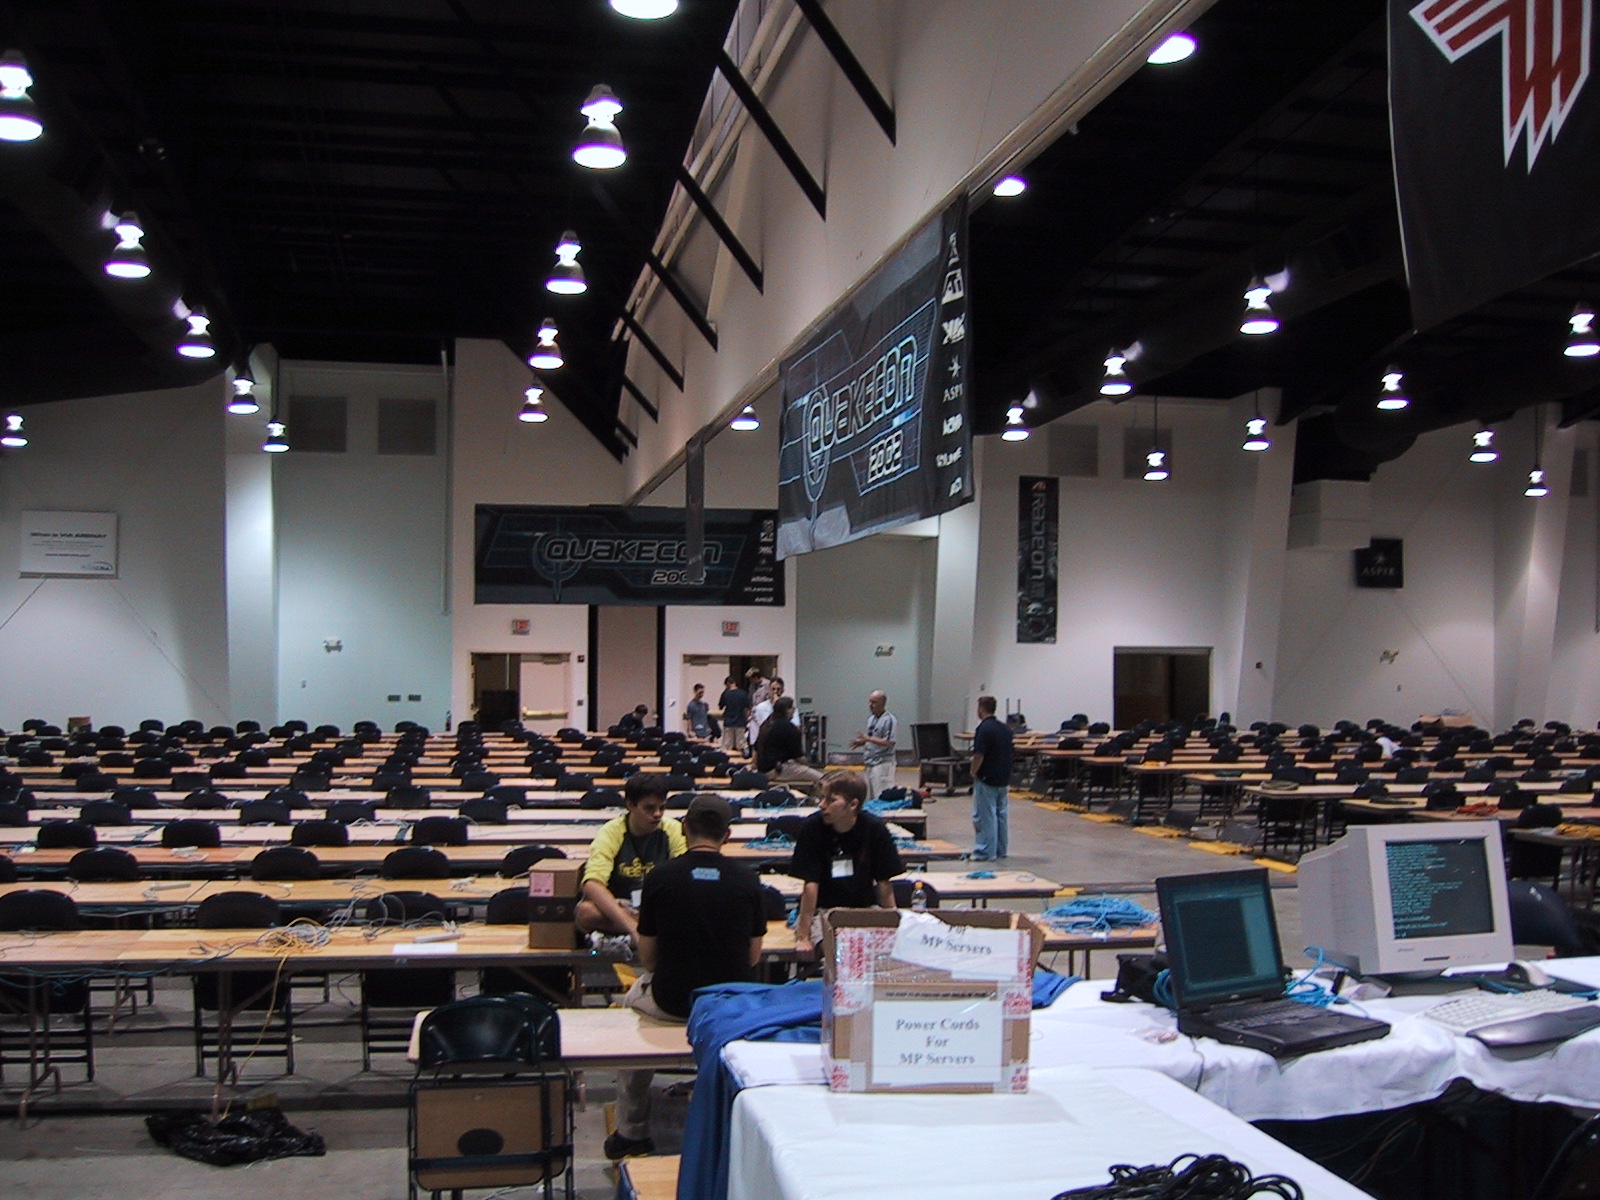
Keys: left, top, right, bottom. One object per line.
{"left": 1049, "top": 1153, "right": 1303, "bottom": 1200}
{"left": 1041, "top": 895, "right": 1158, "bottom": 933}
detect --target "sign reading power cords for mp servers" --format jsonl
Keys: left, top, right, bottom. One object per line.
{"left": 473, "top": 505, "right": 782, "bottom": 607}
{"left": 775, "top": 195, "right": 973, "bottom": 559}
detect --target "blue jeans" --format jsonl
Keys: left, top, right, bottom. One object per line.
{"left": 972, "top": 781, "right": 1008, "bottom": 860}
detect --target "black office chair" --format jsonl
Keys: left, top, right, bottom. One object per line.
{"left": 238, "top": 799, "right": 291, "bottom": 826}
{"left": 500, "top": 845, "right": 567, "bottom": 877}
{"left": 485, "top": 785, "right": 529, "bottom": 807}
{"left": 360, "top": 891, "right": 458, "bottom": 1069}
{"left": 250, "top": 846, "right": 322, "bottom": 882}
{"left": 479, "top": 888, "right": 575, "bottom": 1002}
{"left": 37, "top": 819, "right": 97, "bottom": 849}
{"left": 910, "top": 723, "right": 971, "bottom": 795}
{"left": 191, "top": 891, "right": 294, "bottom": 1077}
{"left": 329, "top": 799, "right": 379, "bottom": 824}
{"left": 579, "top": 787, "right": 623, "bottom": 810}
{"left": 66, "top": 846, "right": 140, "bottom": 882}
{"left": 1530, "top": 1114, "right": 1600, "bottom": 1200}
{"left": 290, "top": 818, "right": 351, "bottom": 848}
{"left": 386, "top": 782, "right": 434, "bottom": 808}
{"left": 382, "top": 846, "right": 452, "bottom": 879}
{"left": 0, "top": 890, "right": 93, "bottom": 1084}
{"left": 162, "top": 819, "right": 222, "bottom": 849}
{"left": 0, "top": 857, "right": 15, "bottom": 883}
{"left": 78, "top": 799, "right": 132, "bottom": 826}
{"left": 1507, "top": 881, "right": 1594, "bottom": 956}
{"left": 412, "top": 816, "right": 470, "bottom": 846}
{"left": 459, "top": 798, "right": 509, "bottom": 824}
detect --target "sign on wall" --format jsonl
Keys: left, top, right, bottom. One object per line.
{"left": 20, "top": 510, "right": 118, "bottom": 577}
{"left": 1016, "top": 477, "right": 1058, "bottom": 643}
{"left": 776, "top": 195, "right": 972, "bottom": 559}
{"left": 1354, "top": 538, "right": 1404, "bottom": 588}
{"left": 474, "top": 505, "right": 782, "bottom": 606}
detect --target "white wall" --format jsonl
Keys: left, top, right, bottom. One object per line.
{"left": 0, "top": 384, "right": 231, "bottom": 729}
{"left": 274, "top": 361, "right": 452, "bottom": 731}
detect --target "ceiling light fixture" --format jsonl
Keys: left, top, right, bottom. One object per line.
{"left": 262, "top": 420, "right": 289, "bottom": 453}
{"left": 103, "top": 212, "right": 150, "bottom": 279}
{"left": 1144, "top": 397, "right": 1168, "bottom": 480}
{"left": 573, "top": 84, "right": 626, "bottom": 170}
{"left": 0, "top": 50, "right": 44, "bottom": 142}
{"left": 1147, "top": 31, "right": 1197, "bottom": 64}
{"left": 176, "top": 310, "right": 215, "bottom": 359}
{"left": 610, "top": 0, "right": 679, "bottom": 18}
{"left": 545, "top": 230, "right": 587, "bottom": 295}
{"left": 992, "top": 176, "right": 1027, "bottom": 197}
{"left": 1565, "top": 302, "right": 1598, "bottom": 358}
{"left": 519, "top": 384, "right": 549, "bottom": 424}
{"left": 228, "top": 368, "right": 260, "bottom": 415}
{"left": 1525, "top": 467, "right": 1548, "bottom": 497}
{"left": 730, "top": 404, "right": 760, "bottom": 431}
{"left": 1242, "top": 416, "right": 1271, "bottom": 452}
{"left": 1525, "top": 405, "right": 1548, "bottom": 496}
{"left": 528, "top": 319, "right": 563, "bottom": 370}
{"left": 1100, "top": 352, "right": 1133, "bottom": 396}
{"left": 1469, "top": 428, "right": 1497, "bottom": 463}
{"left": 1376, "top": 366, "right": 1410, "bottom": 411}
{"left": 1001, "top": 405, "right": 1030, "bottom": 441}
{"left": 1, "top": 413, "right": 27, "bottom": 448}
{"left": 1239, "top": 276, "right": 1279, "bottom": 335}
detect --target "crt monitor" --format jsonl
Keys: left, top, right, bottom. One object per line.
{"left": 1298, "top": 820, "right": 1513, "bottom": 978}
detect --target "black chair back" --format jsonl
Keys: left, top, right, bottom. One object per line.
{"left": 499, "top": 844, "right": 566, "bottom": 876}
{"left": 239, "top": 800, "right": 291, "bottom": 826}
{"left": 250, "top": 846, "right": 322, "bottom": 881}
{"left": 412, "top": 816, "right": 469, "bottom": 846}
{"left": 290, "top": 819, "right": 351, "bottom": 847}
{"left": 37, "top": 819, "right": 97, "bottom": 849}
{"left": 79, "top": 799, "right": 133, "bottom": 826}
{"left": 67, "top": 846, "right": 140, "bottom": 882}
{"left": 162, "top": 819, "right": 222, "bottom": 848}
{"left": 381, "top": 846, "right": 451, "bottom": 878}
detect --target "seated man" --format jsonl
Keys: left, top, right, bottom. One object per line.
{"left": 753, "top": 695, "right": 823, "bottom": 793}
{"left": 576, "top": 774, "right": 686, "bottom": 950}
{"left": 791, "top": 770, "right": 903, "bottom": 957}
{"left": 617, "top": 704, "right": 651, "bottom": 735}
{"left": 607, "top": 793, "right": 767, "bottom": 1159}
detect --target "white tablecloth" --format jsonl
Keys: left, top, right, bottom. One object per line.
{"left": 721, "top": 957, "right": 1600, "bottom": 1120}
{"left": 727, "top": 1065, "right": 1375, "bottom": 1200}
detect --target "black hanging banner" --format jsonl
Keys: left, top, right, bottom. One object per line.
{"left": 775, "top": 194, "right": 972, "bottom": 559}
{"left": 1355, "top": 538, "right": 1405, "bottom": 589}
{"left": 1391, "top": 0, "right": 1600, "bottom": 330}
{"left": 474, "top": 505, "right": 782, "bottom": 606}
{"left": 1017, "top": 476, "right": 1058, "bottom": 643}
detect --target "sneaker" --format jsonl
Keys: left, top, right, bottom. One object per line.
{"left": 588, "top": 932, "right": 635, "bottom": 960}
{"left": 604, "top": 1131, "right": 655, "bottom": 1160}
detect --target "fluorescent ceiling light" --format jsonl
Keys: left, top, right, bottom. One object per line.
{"left": 992, "top": 176, "right": 1027, "bottom": 197}
{"left": 1147, "top": 32, "right": 1196, "bottom": 65}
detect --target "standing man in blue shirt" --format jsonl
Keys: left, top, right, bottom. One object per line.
{"left": 851, "top": 690, "right": 898, "bottom": 799}
{"left": 970, "top": 695, "right": 1014, "bottom": 861}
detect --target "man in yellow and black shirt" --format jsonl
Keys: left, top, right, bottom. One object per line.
{"left": 576, "top": 774, "right": 687, "bottom": 946}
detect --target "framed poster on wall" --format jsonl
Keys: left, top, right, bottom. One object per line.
{"left": 20, "top": 511, "right": 118, "bottom": 577}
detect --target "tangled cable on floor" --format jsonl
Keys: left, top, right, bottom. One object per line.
{"left": 1048, "top": 1153, "right": 1304, "bottom": 1200}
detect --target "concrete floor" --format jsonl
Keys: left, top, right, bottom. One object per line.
{"left": 0, "top": 771, "right": 1305, "bottom": 1199}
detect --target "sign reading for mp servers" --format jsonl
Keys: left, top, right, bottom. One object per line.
{"left": 1354, "top": 538, "right": 1403, "bottom": 589}
{"left": 475, "top": 505, "right": 782, "bottom": 606}
{"left": 776, "top": 194, "right": 972, "bottom": 559}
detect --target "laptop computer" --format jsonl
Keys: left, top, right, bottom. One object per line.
{"left": 1155, "top": 868, "right": 1391, "bottom": 1057}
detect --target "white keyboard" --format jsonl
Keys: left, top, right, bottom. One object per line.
{"left": 1421, "top": 989, "right": 1592, "bottom": 1036}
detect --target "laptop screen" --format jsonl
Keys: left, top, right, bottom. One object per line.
{"left": 1157, "top": 869, "right": 1286, "bottom": 1007}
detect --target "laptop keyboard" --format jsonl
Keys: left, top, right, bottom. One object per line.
{"left": 1209, "top": 998, "right": 1321, "bottom": 1029}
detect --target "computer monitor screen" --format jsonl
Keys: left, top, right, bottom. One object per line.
{"left": 1298, "top": 820, "right": 1513, "bottom": 977}
{"left": 1157, "top": 869, "right": 1285, "bottom": 1006}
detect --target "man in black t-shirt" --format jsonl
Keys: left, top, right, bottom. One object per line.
{"left": 791, "top": 770, "right": 903, "bottom": 957}
{"left": 718, "top": 675, "right": 751, "bottom": 755}
{"left": 607, "top": 793, "right": 766, "bottom": 1160}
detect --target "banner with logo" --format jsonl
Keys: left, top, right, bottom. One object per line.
{"left": 1392, "top": 0, "right": 1600, "bottom": 329}
{"left": 1016, "top": 477, "right": 1058, "bottom": 643}
{"left": 775, "top": 195, "right": 972, "bottom": 559}
{"left": 474, "top": 505, "right": 782, "bottom": 606}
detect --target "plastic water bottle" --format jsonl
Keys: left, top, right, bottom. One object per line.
{"left": 911, "top": 880, "right": 927, "bottom": 912}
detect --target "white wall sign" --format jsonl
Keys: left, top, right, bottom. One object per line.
{"left": 871, "top": 997, "right": 1003, "bottom": 1085}
{"left": 20, "top": 511, "right": 118, "bottom": 577}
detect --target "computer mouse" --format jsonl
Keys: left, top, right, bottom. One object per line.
{"left": 1506, "top": 959, "right": 1553, "bottom": 987}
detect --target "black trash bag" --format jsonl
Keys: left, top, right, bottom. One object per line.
{"left": 145, "top": 1108, "right": 326, "bottom": 1166}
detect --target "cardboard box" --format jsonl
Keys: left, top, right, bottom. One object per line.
{"left": 821, "top": 908, "right": 1045, "bottom": 1094}
{"left": 526, "top": 860, "right": 584, "bottom": 949}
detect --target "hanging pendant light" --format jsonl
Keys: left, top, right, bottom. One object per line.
{"left": 0, "top": 50, "right": 43, "bottom": 142}
{"left": 545, "top": 230, "right": 587, "bottom": 295}
{"left": 528, "top": 319, "right": 563, "bottom": 370}
{"left": 1565, "top": 302, "right": 1598, "bottom": 358}
{"left": 1001, "top": 405, "right": 1030, "bottom": 441}
{"left": 730, "top": 404, "right": 760, "bottom": 431}
{"left": 262, "top": 420, "right": 289, "bottom": 453}
{"left": 1100, "top": 352, "right": 1133, "bottom": 396}
{"left": 103, "top": 212, "right": 150, "bottom": 279}
{"left": 611, "top": 0, "right": 679, "bottom": 18}
{"left": 1525, "top": 405, "right": 1548, "bottom": 496}
{"left": 1242, "top": 416, "right": 1270, "bottom": 452}
{"left": 573, "top": 85, "right": 626, "bottom": 169}
{"left": 992, "top": 176, "right": 1027, "bottom": 197}
{"left": 1239, "top": 277, "right": 1279, "bottom": 335}
{"left": 1376, "top": 366, "right": 1409, "bottom": 410}
{"left": 228, "top": 367, "right": 260, "bottom": 415}
{"left": 1524, "top": 468, "right": 1548, "bottom": 497}
{"left": 1468, "top": 428, "right": 1497, "bottom": 463}
{"left": 519, "top": 384, "right": 549, "bottom": 424}
{"left": 1147, "top": 31, "right": 1197, "bottom": 64}
{"left": 1143, "top": 397, "right": 1168, "bottom": 480}
{"left": 1, "top": 413, "right": 28, "bottom": 448}
{"left": 176, "top": 310, "right": 215, "bottom": 359}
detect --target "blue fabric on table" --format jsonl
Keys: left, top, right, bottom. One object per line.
{"left": 677, "top": 980, "right": 823, "bottom": 1200}
{"left": 1033, "top": 966, "right": 1077, "bottom": 1007}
